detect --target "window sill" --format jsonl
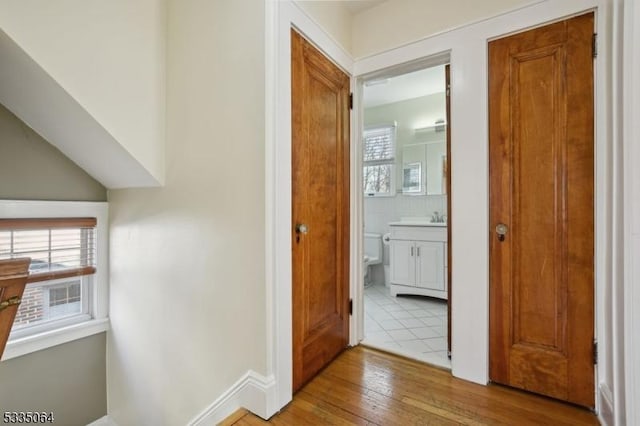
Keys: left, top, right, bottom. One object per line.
{"left": 2, "top": 318, "right": 109, "bottom": 361}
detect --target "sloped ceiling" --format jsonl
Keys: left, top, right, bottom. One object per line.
{"left": 0, "top": 29, "right": 160, "bottom": 189}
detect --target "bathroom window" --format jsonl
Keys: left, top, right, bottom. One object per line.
{"left": 363, "top": 124, "right": 396, "bottom": 196}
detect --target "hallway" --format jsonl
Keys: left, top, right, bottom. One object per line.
{"left": 223, "top": 346, "right": 599, "bottom": 425}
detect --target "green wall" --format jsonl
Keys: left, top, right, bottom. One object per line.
{"left": 0, "top": 103, "right": 106, "bottom": 201}
{"left": 0, "top": 334, "right": 107, "bottom": 425}
{"left": 0, "top": 102, "right": 107, "bottom": 424}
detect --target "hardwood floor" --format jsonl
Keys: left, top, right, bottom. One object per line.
{"left": 224, "top": 346, "right": 599, "bottom": 425}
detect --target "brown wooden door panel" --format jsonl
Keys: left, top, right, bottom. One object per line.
{"left": 291, "top": 29, "right": 350, "bottom": 392}
{"left": 489, "top": 13, "right": 594, "bottom": 408}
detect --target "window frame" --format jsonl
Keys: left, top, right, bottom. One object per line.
{"left": 363, "top": 123, "right": 397, "bottom": 197}
{"left": 9, "top": 275, "right": 92, "bottom": 340}
{"left": 0, "top": 200, "right": 108, "bottom": 360}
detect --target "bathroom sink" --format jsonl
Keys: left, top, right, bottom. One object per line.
{"left": 388, "top": 217, "right": 447, "bottom": 227}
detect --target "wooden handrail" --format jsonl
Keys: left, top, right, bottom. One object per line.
{"left": 0, "top": 258, "right": 30, "bottom": 359}
{"left": 27, "top": 266, "right": 96, "bottom": 283}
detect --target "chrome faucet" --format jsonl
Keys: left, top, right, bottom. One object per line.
{"left": 431, "top": 211, "right": 443, "bottom": 223}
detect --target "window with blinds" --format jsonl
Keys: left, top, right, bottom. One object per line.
{"left": 0, "top": 218, "right": 97, "bottom": 336}
{"left": 363, "top": 124, "right": 396, "bottom": 196}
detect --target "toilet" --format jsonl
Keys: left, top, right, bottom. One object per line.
{"left": 364, "top": 233, "right": 382, "bottom": 287}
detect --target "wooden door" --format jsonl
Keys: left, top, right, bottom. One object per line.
{"left": 489, "top": 13, "right": 595, "bottom": 408}
{"left": 291, "top": 30, "right": 350, "bottom": 392}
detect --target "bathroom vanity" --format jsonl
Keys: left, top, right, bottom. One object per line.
{"left": 388, "top": 220, "right": 447, "bottom": 300}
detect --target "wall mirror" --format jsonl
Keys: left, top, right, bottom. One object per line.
{"left": 408, "top": 124, "right": 447, "bottom": 195}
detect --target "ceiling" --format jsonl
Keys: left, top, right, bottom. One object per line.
{"left": 363, "top": 65, "right": 446, "bottom": 108}
{"left": 343, "top": 0, "right": 388, "bottom": 14}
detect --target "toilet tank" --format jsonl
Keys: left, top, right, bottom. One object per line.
{"left": 364, "top": 233, "right": 382, "bottom": 265}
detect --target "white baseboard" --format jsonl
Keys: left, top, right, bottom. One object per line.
{"left": 86, "top": 415, "right": 119, "bottom": 426}
{"left": 598, "top": 383, "right": 615, "bottom": 426}
{"left": 188, "top": 370, "right": 276, "bottom": 425}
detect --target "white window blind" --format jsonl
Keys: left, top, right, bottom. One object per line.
{"left": 0, "top": 218, "right": 96, "bottom": 283}
{"left": 363, "top": 124, "right": 396, "bottom": 196}
{"left": 364, "top": 126, "right": 395, "bottom": 163}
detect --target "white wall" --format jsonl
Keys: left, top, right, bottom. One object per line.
{"left": 352, "top": 0, "right": 541, "bottom": 58}
{"left": 0, "top": 0, "right": 166, "bottom": 184}
{"left": 294, "top": 1, "right": 353, "bottom": 54}
{"left": 107, "top": 0, "right": 266, "bottom": 424}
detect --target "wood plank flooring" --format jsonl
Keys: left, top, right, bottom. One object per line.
{"left": 226, "top": 346, "right": 599, "bottom": 425}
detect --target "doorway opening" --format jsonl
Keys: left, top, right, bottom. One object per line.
{"left": 359, "top": 59, "right": 452, "bottom": 369}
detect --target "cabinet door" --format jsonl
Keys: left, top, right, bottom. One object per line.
{"left": 415, "top": 241, "right": 445, "bottom": 290}
{"left": 390, "top": 240, "right": 415, "bottom": 285}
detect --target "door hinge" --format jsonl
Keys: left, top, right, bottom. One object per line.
{"left": 593, "top": 340, "right": 598, "bottom": 365}
{"left": 349, "top": 92, "right": 353, "bottom": 110}
{"left": 592, "top": 33, "right": 598, "bottom": 58}
{"left": 446, "top": 83, "right": 451, "bottom": 97}
{"left": 349, "top": 299, "right": 353, "bottom": 315}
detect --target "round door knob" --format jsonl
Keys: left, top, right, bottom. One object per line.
{"left": 296, "top": 223, "right": 309, "bottom": 234}
{"left": 495, "top": 223, "right": 508, "bottom": 241}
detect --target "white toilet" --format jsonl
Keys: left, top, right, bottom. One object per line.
{"left": 364, "top": 233, "right": 382, "bottom": 287}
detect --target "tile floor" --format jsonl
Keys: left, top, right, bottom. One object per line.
{"left": 362, "top": 283, "right": 451, "bottom": 369}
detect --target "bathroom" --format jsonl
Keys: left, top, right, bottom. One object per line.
{"left": 362, "top": 63, "right": 450, "bottom": 368}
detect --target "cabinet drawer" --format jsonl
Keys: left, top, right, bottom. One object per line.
{"left": 390, "top": 225, "right": 446, "bottom": 242}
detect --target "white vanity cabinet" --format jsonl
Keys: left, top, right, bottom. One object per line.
{"left": 389, "top": 223, "right": 447, "bottom": 299}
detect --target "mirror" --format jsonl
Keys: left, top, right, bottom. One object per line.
{"left": 402, "top": 125, "right": 446, "bottom": 195}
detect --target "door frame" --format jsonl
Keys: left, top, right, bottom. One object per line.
{"left": 266, "top": 0, "right": 616, "bottom": 420}
{"left": 622, "top": 0, "right": 640, "bottom": 423}
{"left": 352, "top": 53, "right": 451, "bottom": 350}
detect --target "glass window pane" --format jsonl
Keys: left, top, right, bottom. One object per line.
{"left": 12, "top": 279, "right": 84, "bottom": 330}
{"left": 364, "top": 164, "right": 392, "bottom": 194}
